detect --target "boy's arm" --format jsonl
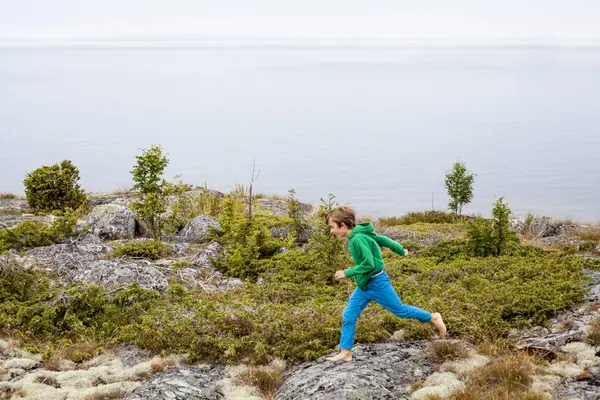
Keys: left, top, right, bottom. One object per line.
{"left": 343, "top": 236, "right": 376, "bottom": 278}
{"left": 374, "top": 234, "right": 406, "bottom": 256}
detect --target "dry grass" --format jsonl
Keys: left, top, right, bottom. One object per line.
{"left": 575, "top": 227, "right": 600, "bottom": 241}
{"left": 13, "top": 389, "right": 26, "bottom": 398}
{"left": 587, "top": 317, "right": 600, "bottom": 346}
{"left": 427, "top": 341, "right": 470, "bottom": 363}
{"left": 449, "top": 353, "right": 545, "bottom": 400}
{"left": 475, "top": 339, "right": 516, "bottom": 358}
{"left": 44, "top": 339, "right": 105, "bottom": 370}
{"left": 234, "top": 366, "right": 284, "bottom": 399}
{"left": 0, "top": 193, "right": 17, "bottom": 199}
{"left": 36, "top": 374, "right": 60, "bottom": 388}
{"left": 82, "top": 389, "right": 127, "bottom": 400}
{"left": 150, "top": 358, "right": 169, "bottom": 374}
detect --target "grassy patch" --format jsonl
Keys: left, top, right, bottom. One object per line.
{"left": 234, "top": 365, "right": 284, "bottom": 399}
{"left": 380, "top": 211, "right": 460, "bottom": 226}
{"left": 449, "top": 353, "right": 546, "bottom": 400}
{"left": 0, "top": 193, "right": 17, "bottom": 200}
{"left": 108, "top": 240, "right": 172, "bottom": 260}
{"left": 426, "top": 341, "right": 470, "bottom": 363}
{"left": 587, "top": 317, "right": 600, "bottom": 346}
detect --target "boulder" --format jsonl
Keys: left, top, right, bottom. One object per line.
{"left": 176, "top": 216, "right": 221, "bottom": 243}
{"left": 85, "top": 204, "right": 135, "bottom": 239}
{"left": 125, "top": 365, "right": 225, "bottom": 400}
{"left": 278, "top": 342, "right": 433, "bottom": 400}
{"left": 72, "top": 259, "right": 168, "bottom": 291}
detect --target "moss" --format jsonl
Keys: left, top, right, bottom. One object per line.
{"left": 108, "top": 240, "right": 172, "bottom": 260}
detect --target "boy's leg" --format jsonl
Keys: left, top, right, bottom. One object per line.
{"left": 327, "top": 287, "right": 370, "bottom": 362}
{"left": 339, "top": 287, "right": 371, "bottom": 349}
{"left": 370, "top": 274, "right": 432, "bottom": 322}
{"left": 371, "top": 274, "right": 446, "bottom": 338}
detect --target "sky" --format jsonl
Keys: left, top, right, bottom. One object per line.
{"left": 1, "top": 0, "right": 599, "bottom": 41}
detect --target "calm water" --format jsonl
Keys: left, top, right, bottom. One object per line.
{"left": 0, "top": 45, "right": 599, "bottom": 221}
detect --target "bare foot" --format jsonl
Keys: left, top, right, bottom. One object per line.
{"left": 431, "top": 312, "right": 447, "bottom": 339}
{"left": 326, "top": 350, "right": 353, "bottom": 363}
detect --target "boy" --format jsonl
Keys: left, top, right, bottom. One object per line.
{"left": 325, "top": 206, "right": 446, "bottom": 363}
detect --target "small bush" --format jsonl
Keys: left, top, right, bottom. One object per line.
{"left": 23, "top": 160, "right": 86, "bottom": 213}
{"left": 466, "top": 198, "right": 519, "bottom": 257}
{"left": 234, "top": 366, "right": 283, "bottom": 399}
{"left": 0, "top": 209, "right": 78, "bottom": 253}
{"left": 380, "top": 211, "right": 459, "bottom": 226}
{"left": 427, "top": 341, "right": 470, "bottom": 363}
{"left": 0, "top": 193, "right": 17, "bottom": 200}
{"left": 587, "top": 317, "right": 600, "bottom": 346}
{"left": 451, "top": 354, "right": 537, "bottom": 399}
{"left": 109, "top": 240, "right": 171, "bottom": 260}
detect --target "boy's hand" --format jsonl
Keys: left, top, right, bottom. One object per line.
{"left": 334, "top": 270, "right": 346, "bottom": 280}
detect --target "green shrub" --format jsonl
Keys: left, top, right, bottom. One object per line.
{"left": 0, "top": 209, "right": 78, "bottom": 253}
{"left": 380, "top": 211, "right": 459, "bottom": 226}
{"left": 467, "top": 198, "right": 519, "bottom": 257}
{"left": 130, "top": 145, "right": 180, "bottom": 239}
{"left": 23, "top": 160, "right": 86, "bottom": 213}
{"left": 109, "top": 240, "right": 171, "bottom": 260}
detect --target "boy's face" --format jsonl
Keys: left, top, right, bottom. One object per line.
{"left": 328, "top": 219, "right": 350, "bottom": 238}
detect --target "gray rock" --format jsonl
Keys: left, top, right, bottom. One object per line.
{"left": 270, "top": 225, "right": 315, "bottom": 245}
{"left": 0, "top": 214, "right": 56, "bottom": 229}
{"left": 528, "top": 217, "right": 564, "bottom": 237}
{"left": 257, "top": 198, "right": 311, "bottom": 217}
{"left": 277, "top": 342, "right": 434, "bottom": 400}
{"left": 88, "top": 194, "right": 135, "bottom": 207}
{"left": 125, "top": 366, "right": 225, "bottom": 400}
{"left": 552, "top": 365, "right": 600, "bottom": 400}
{"left": 177, "top": 216, "right": 221, "bottom": 243}
{"left": 23, "top": 233, "right": 111, "bottom": 274}
{"left": 378, "top": 227, "right": 450, "bottom": 247}
{"left": 72, "top": 259, "right": 168, "bottom": 291}
{"left": 85, "top": 204, "right": 135, "bottom": 239}
{"left": 191, "top": 241, "right": 222, "bottom": 268}
{"left": 0, "top": 198, "right": 28, "bottom": 213}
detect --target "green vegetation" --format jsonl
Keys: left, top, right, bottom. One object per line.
{"left": 23, "top": 160, "right": 87, "bottom": 213}
{"left": 380, "top": 211, "right": 460, "bottom": 226}
{"left": 129, "top": 145, "right": 179, "bottom": 239}
{"left": 0, "top": 210, "right": 78, "bottom": 253}
{"left": 467, "top": 197, "right": 519, "bottom": 257}
{"left": 445, "top": 161, "right": 475, "bottom": 216}
{"left": 163, "top": 184, "right": 224, "bottom": 234}
{"left": 108, "top": 240, "right": 172, "bottom": 260}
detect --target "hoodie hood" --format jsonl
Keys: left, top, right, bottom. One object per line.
{"left": 349, "top": 222, "right": 377, "bottom": 239}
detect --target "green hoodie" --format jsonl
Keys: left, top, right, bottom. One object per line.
{"left": 343, "top": 222, "right": 406, "bottom": 290}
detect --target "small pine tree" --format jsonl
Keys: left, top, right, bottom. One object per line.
{"left": 306, "top": 194, "right": 348, "bottom": 284}
{"left": 466, "top": 197, "right": 519, "bottom": 257}
{"left": 129, "top": 145, "right": 173, "bottom": 239}
{"left": 444, "top": 161, "right": 475, "bottom": 216}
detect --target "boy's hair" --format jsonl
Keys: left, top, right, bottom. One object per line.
{"left": 326, "top": 206, "right": 357, "bottom": 229}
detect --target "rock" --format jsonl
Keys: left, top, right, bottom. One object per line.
{"left": 391, "top": 330, "right": 406, "bottom": 342}
{"left": 87, "top": 194, "right": 135, "bottom": 207}
{"left": 191, "top": 241, "right": 222, "bottom": 268}
{"left": 0, "top": 198, "right": 28, "bottom": 213}
{"left": 125, "top": 365, "right": 226, "bottom": 400}
{"left": 529, "top": 217, "right": 564, "bottom": 237}
{"left": 411, "top": 372, "right": 465, "bottom": 400}
{"left": 2, "top": 358, "right": 39, "bottom": 370}
{"left": 270, "top": 225, "right": 315, "bottom": 246}
{"left": 176, "top": 216, "right": 221, "bottom": 243}
{"left": 378, "top": 227, "right": 450, "bottom": 247}
{"left": 72, "top": 259, "right": 168, "bottom": 291}
{"left": 277, "top": 342, "right": 434, "bottom": 400}
{"left": 85, "top": 204, "right": 135, "bottom": 239}
{"left": 175, "top": 267, "right": 244, "bottom": 293}
{"left": 257, "top": 198, "right": 311, "bottom": 217}
{"left": 23, "top": 233, "right": 111, "bottom": 274}
{"left": 0, "top": 214, "right": 56, "bottom": 229}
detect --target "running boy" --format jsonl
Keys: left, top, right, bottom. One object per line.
{"left": 325, "top": 206, "right": 446, "bottom": 362}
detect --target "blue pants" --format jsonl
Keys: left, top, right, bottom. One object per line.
{"left": 340, "top": 272, "right": 432, "bottom": 350}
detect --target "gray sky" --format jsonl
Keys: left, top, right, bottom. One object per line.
{"left": 1, "top": 0, "right": 599, "bottom": 41}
